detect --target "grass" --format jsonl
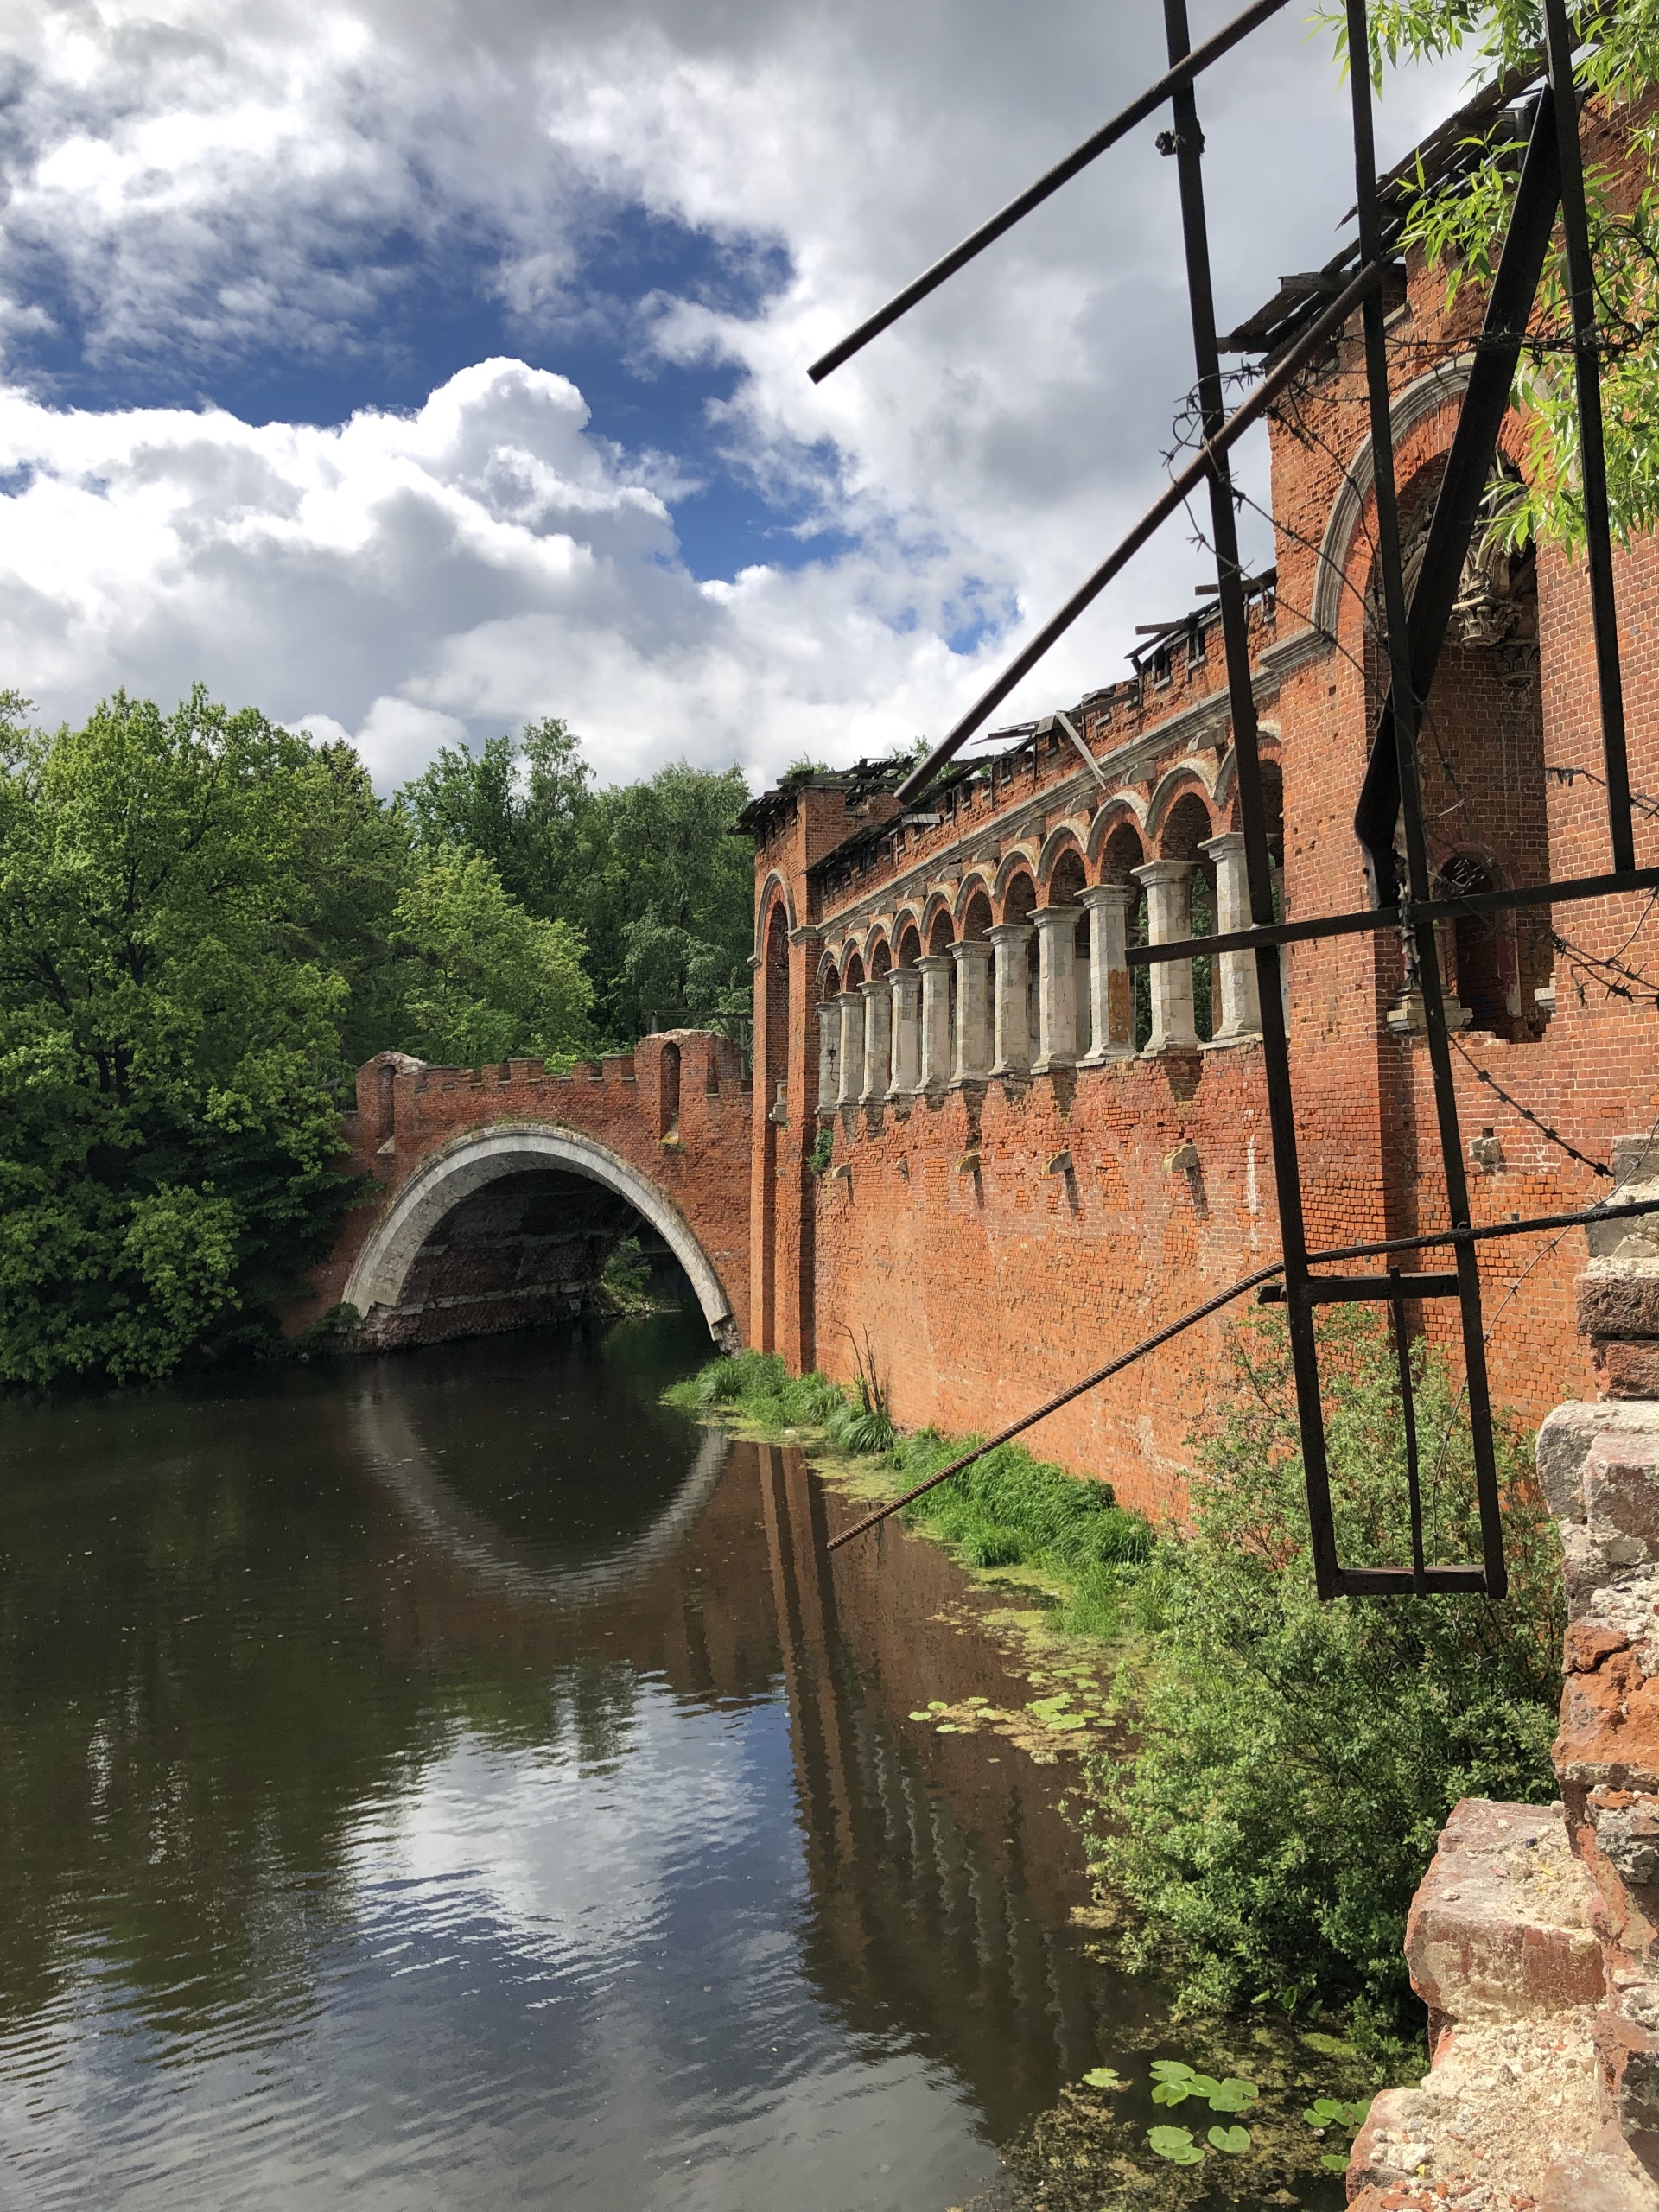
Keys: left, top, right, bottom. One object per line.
{"left": 665, "top": 1348, "right": 1153, "bottom": 1639}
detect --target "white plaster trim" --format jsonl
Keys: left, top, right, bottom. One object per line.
{"left": 345, "top": 1124, "right": 735, "bottom": 1342}
{"left": 1309, "top": 353, "right": 1475, "bottom": 638}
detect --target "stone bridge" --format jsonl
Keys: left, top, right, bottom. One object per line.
{"left": 294, "top": 1033, "right": 752, "bottom": 1352}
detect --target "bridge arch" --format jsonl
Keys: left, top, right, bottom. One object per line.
{"left": 344, "top": 1122, "right": 741, "bottom": 1351}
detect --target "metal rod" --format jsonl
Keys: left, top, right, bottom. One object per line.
{"left": 1126, "top": 861, "right": 1659, "bottom": 964}
{"left": 823, "top": 1192, "right": 1659, "bottom": 1553}
{"left": 889, "top": 260, "right": 1383, "bottom": 810}
{"left": 1389, "top": 1268, "right": 1430, "bottom": 1596}
{"left": 1354, "top": 91, "right": 1561, "bottom": 893}
{"left": 1541, "top": 0, "right": 1637, "bottom": 873}
{"left": 1347, "top": 0, "right": 1506, "bottom": 1599}
{"left": 806, "top": 0, "right": 1295, "bottom": 384}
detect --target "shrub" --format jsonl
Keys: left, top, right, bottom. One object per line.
{"left": 1091, "top": 1306, "right": 1564, "bottom": 2026}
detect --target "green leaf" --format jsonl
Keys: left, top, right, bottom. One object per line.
{"left": 1206, "top": 2125, "right": 1251, "bottom": 2154}
{"left": 1321, "top": 2151, "right": 1351, "bottom": 2171}
{"left": 1150, "top": 2082, "right": 1192, "bottom": 2107}
{"left": 1148, "top": 2060, "right": 1197, "bottom": 2084}
{"left": 1206, "top": 2077, "right": 1259, "bottom": 2113}
{"left": 1081, "top": 2066, "right": 1126, "bottom": 2092}
{"left": 1147, "top": 2126, "right": 1205, "bottom": 2165}
{"left": 907, "top": 1711, "right": 931, "bottom": 1722}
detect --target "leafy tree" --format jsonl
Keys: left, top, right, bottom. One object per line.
{"left": 391, "top": 852, "right": 593, "bottom": 1067}
{"left": 1093, "top": 1307, "right": 1563, "bottom": 2028}
{"left": 1325, "top": 3, "right": 1659, "bottom": 549}
{"left": 397, "top": 728, "right": 754, "bottom": 1046}
{"left": 0, "top": 689, "right": 391, "bottom": 1386}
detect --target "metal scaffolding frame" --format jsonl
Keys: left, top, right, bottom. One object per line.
{"left": 810, "top": 0, "right": 1654, "bottom": 1595}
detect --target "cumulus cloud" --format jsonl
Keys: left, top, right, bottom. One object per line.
{"left": 0, "top": 0, "right": 1472, "bottom": 786}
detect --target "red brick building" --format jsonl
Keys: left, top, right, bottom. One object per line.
{"left": 741, "top": 91, "right": 1659, "bottom": 1525}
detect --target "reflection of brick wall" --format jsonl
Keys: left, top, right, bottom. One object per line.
{"left": 290, "top": 1031, "right": 753, "bottom": 1344}
{"left": 744, "top": 98, "right": 1659, "bottom": 1518}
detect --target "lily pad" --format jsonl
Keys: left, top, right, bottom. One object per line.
{"left": 1207, "top": 2125, "right": 1251, "bottom": 2155}
{"left": 1207, "top": 2077, "right": 1259, "bottom": 2113}
{"left": 1081, "top": 2066, "right": 1126, "bottom": 2092}
{"left": 907, "top": 1711, "right": 931, "bottom": 1722}
{"left": 1147, "top": 2126, "right": 1205, "bottom": 2166}
{"left": 1321, "top": 2151, "right": 1351, "bottom": 2171}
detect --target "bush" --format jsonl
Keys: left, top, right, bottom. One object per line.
{"left": 1092, "top": 1306, "right": 1564, "bottom": 2026}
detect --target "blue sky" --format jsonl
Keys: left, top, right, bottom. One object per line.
{"left": 0, "top": 1, "right": 1471, "bottom": 791}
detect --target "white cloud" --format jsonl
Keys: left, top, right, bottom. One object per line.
{"left": 0, "top": 0, "right": 1476, "bottom": 787}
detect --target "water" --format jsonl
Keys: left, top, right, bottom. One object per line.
{"left": 0, "top": 1313, "right": 1160, "bottom": 2212}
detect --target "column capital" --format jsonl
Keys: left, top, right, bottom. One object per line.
{"left": 1078, "top": 881, "right": 1135, "bottom": 912}
{"left": 1031, "top": 903, "right": 1079, "bottom": 929}
{"left": 988, "top": 919, "right": 1035, "bottom": 944}
{"left": 917, "top": 950, "right": 953, "bottom": 973}
{"left": 1132, "top": 857, "right": 1198, "bottom": 887}
{"left": 858, "top": 974, "right": 893, "bottom": 998}
{"left": 836, "top": 988, "right": 862, "bottom": 1007}
{"left": 1198, "top": 830, "right": 1248, "bottom": 861}
{"left": 950, "top": 938, "right": 994, "bottom": 963}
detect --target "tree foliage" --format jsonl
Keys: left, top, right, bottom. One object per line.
{"left": 1320, "top": 3, "right": 1659, "bottom": 550}
{"left": 0, "top": 690, "right": 664, "bottom": 1387}
{"left": 1093, "top": 1308, "right": 1563, "bottom": 2027}
{"left": 396, "top": 725, "right": 754, "bottom": 1046}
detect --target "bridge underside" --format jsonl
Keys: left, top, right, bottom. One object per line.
{"left": 357, "top": 1167, "right": 680, "bottom": 1352}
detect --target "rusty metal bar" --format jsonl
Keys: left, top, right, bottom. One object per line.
{"left": 1542, "top": 0, "right": 1636, "bottom": 873}
{"left": 807, "top": 0, "right": 1295, "bottom": 385}
{"left": 824, "top": 1193, "right": 1659, "bottom": 1554}
{"left": 890, "top": 256, "right": 1383, "bottom": 810}
{"left": 1127, "top": 861, "right": 1659, "bottom": 966}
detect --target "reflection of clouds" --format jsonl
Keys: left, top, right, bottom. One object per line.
{"left": 345, "top": 1699, "right": 771, "bottom": 1986}
{"left": 348, "top": 1385, "right": 728, "bottom": 1605}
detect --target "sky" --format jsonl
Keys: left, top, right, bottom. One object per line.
{"left": 0, "top": 1, "right": 1475, "bottom": 795}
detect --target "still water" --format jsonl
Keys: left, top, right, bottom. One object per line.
{"left": 0, "top": 1313, "right": 1159, "bottom": 2212}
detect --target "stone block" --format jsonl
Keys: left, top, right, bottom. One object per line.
{"left": 1599, "top": 1343, "right": 1659, "bottom": 1402}
{"left": 1596, "top": 2012, "right": 1659, "bottom": 2182}
{"left": 1405, "top": 1798, "right": 1603, "bottom": 2028}
{"left": 1556, "top": 1656, "right": 1659, "bottom": 1796}
{"left": 1581, "top": 1268, "right": 1659, "bottom": 1343}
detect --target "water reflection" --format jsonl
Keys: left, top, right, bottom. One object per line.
{"left": 0, "top": 1317, "right": 1154, "bottom": 2211}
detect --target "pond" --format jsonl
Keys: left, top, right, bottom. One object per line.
{"left": 0, "top": 1312, "right": 1351, "bottom": 2211}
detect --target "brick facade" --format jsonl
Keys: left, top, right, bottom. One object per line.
{"left": 745, "top": 101, "right": 1659, "bottom": 1524}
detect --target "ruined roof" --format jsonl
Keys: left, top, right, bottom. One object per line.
{"left": 735, "top": 753, "right": 921, "bottom": 841}
{"left": 1224, "top": 59, "right": 1541, "bottom": 358}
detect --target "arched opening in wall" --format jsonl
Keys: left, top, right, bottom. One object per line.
{"left": 960, "top": 889, "right": 993, "bottom": 942}
{"left": 1102, "top": 822, "right": 1149, "bottom": 1051}
{"left": 367, "top": 1169, "right": 699, "bottom": 1351}
{"left": 869, "top": 937, "right": 893, "bottom": 978}
{"left": 927, "top": 909, "right": 957, "bottom": 1066}
{"left": 895, "top": 921, "right": 921, "bottom": 969}
{"left": 1002, "top": 870, "right": 1038, "bottom": 1060}
{"left": 843, "top": 950, "right": 866, "bottom": 990}
{"left": 1160, "top": 791, "right": 1217, "bottom": 1043}
{"left": 658, "top": 1041, "right": 681, "bottom": 1140}
{"left": 1047, "top": 845, "right": 1090, "bottom": 1056}
{"left": 1369, "top": 457, "right": 1551, "bottom": 1037}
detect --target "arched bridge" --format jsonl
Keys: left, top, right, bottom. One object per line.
{"left": 294, "top": 1034, "right": 752, "bottom": 1352}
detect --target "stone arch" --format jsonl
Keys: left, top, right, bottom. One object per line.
{"left": 1145, "top": 761, "right": 1218, "bottom": 848}
{"left": 992, "top": 845, "right": 1040, "bottom": 910}
{"left": 344, "top": 1126, "right": 740, "bottom": 1350}
{"left": 1036, "top": 822, "right": 1088, "bottom": 900}
{"left": 893, "top": 912, "right": 923, "bottom": 966}
{"left": 920, "top": 887, "right": 956, "bottom": 948}
{"left": 753, "top": 870, "right": 798, "bottom": 961}
{"left": 954, "top": 874, "right": 995, "bottom": 938}
{"left": 1086, "top": 798, "right": 1148, "bottom": 874}
{"left": 842, "top": 947, "right": 866, "bottom": 989}
{"left": 1211, "top": 721, "right": 1279, "bottom": 818}
{"left": 818, "top": 956, "right": 842, "bottom": 1001}
{"left": 1311, "top": 355, "right": 1474, "bottom": 637}
{"left": 866, "top": 926, "right": 893, "bottom": 976}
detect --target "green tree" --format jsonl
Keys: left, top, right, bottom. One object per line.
{"left": 391, "top": 852, "right": 593, "bottom": 1067}
{"left": 1094, "top": 1307, "right": 1563, "bottom": 2027}
{"left": 0, "top": 689, "right": 391, "bottom": 1387}
{"left": 1326, "top": 3, "right": 1659, "bottom": 550}
{"left": 397, "top": 727, "right": 754, "bottom": 1046}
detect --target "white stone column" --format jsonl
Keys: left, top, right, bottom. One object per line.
{"left": 1199, "top": 830, "right": 1262, "bottom": 1041}
{"left": 860, "top": 976, "right": 893, "bottom": 1103}
{"left": 1078, "top": 885, "right": 1135, "bottom": 1062}
{"left": 1031, "top": 906, "right": 1078, "bottom": 1074}
{"left": 836, "top": 990, "right": 864, "bottom": 1107}
{"left": 1132, "top": 859, "right": 1200, "bottom": 1054}
{"left": 888, "top": 967, "right": 922, "bottom": 1096}
{"left": 988, "top": 923, "right": 1034, "bottom": 1078}
{"left": 918, "top": 953, "right": 953, "bottom": 1092}
{"left": 949, "top": 941, "right": 994, "bottom": 1084}
{"left": 816, "top": 1003, "right": 839, "bottom": 1116}
{"left": 1072, "top": 917, "right": 1092, "bottom": 1059}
